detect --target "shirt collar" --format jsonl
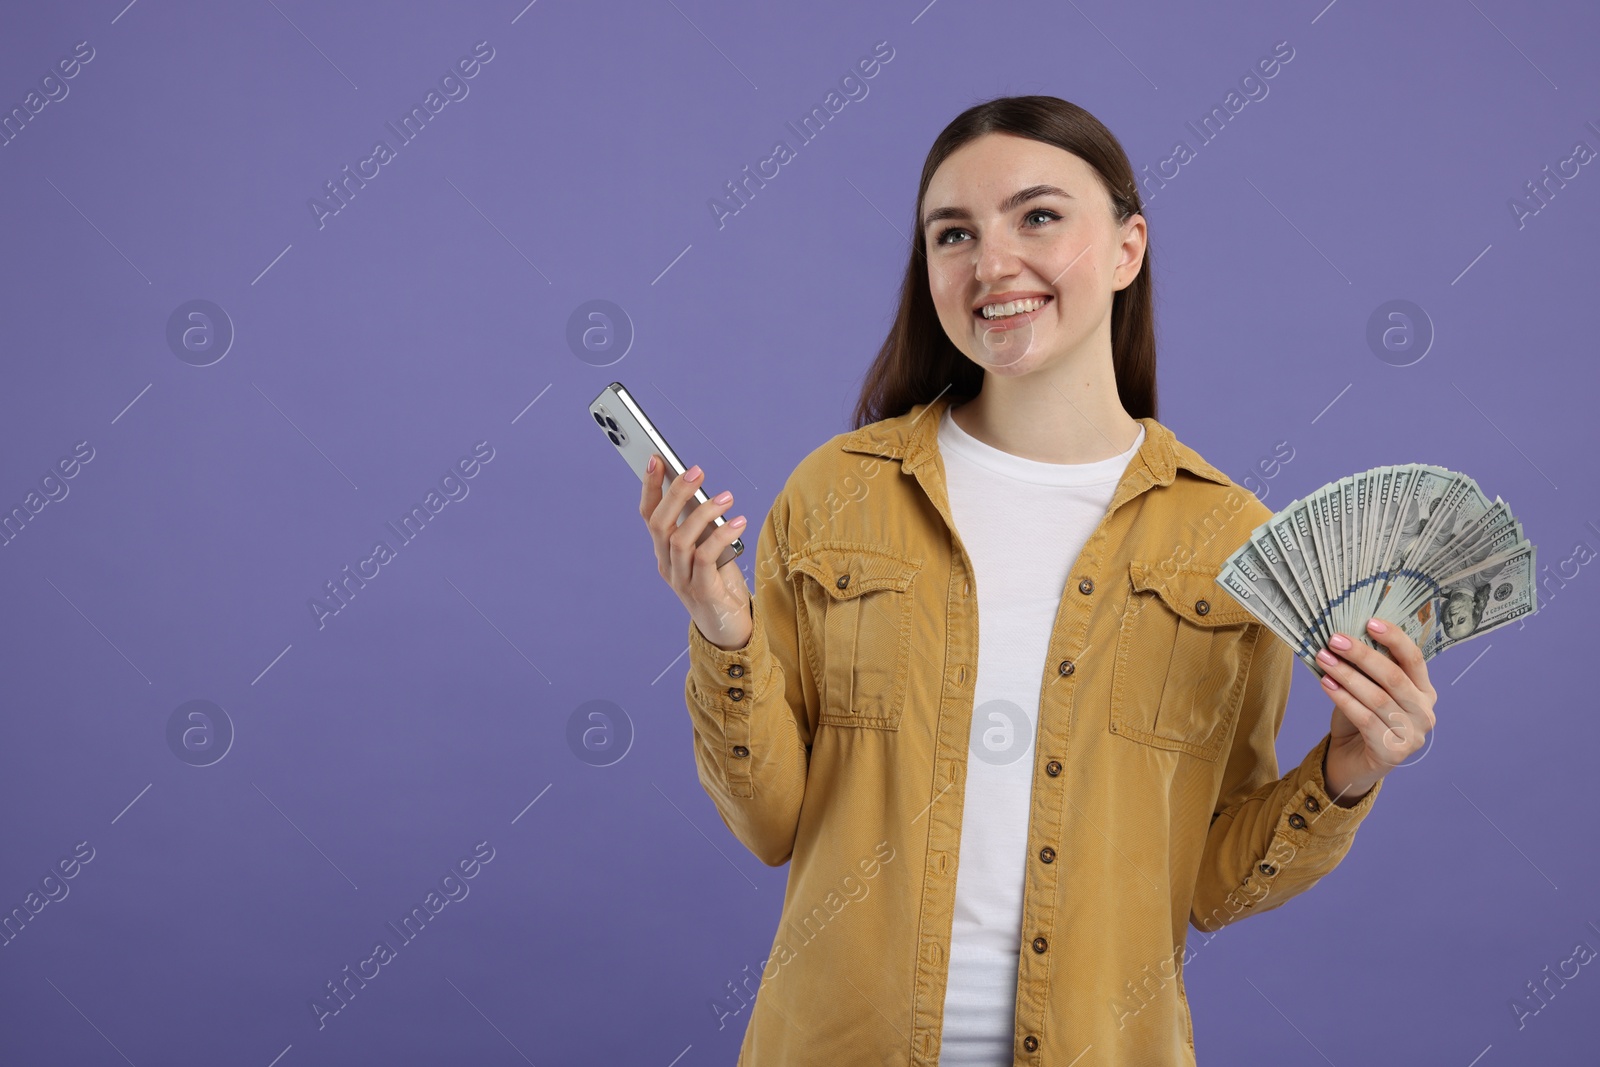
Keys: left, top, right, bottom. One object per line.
{"left": 838, "top": 391, "right": 1233, "bottom": 491}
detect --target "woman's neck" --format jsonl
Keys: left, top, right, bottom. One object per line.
{"left": 949, "top": 375, "right": 1142, "bottom": 465}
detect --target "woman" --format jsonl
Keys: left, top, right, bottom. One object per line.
{"left": 640, "top": 96, "right": 1437, "bottom": 1067}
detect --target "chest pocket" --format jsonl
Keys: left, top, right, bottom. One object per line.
{"left": 790, "top": 543, "right": 921, "bottom": 730}
{"left": 1110, "top": 560, "right": 1260, "bottom": 761}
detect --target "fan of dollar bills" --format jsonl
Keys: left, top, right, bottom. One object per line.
{"left": 1216, "top": 463, "right": 1538, "bottom": 678}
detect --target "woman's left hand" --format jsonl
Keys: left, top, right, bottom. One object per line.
{"left": 1315, "top": 617, "right": 1438, "bottom": 807}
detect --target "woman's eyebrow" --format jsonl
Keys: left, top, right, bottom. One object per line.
{"left": 922, "top": 184, "right": 1073, "bottom": 230}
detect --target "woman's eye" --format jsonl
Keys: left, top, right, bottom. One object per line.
{"left": 934, "top": 210, "right": 1059, "bottom": 246}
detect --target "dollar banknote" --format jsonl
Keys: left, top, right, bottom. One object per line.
{"left": 1216, "top": 463, "right": 1538, "bottom": 679}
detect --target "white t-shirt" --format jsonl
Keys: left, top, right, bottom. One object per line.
{"left": 934, "top": 404, "right": 1145, "bottom": 1066}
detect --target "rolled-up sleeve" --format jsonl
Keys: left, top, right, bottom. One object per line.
{"left": 683, "top": 489, "right": 813, "bottom": 867}
{"left": 1189, "top": 623, "right": 1382, "bottom": 933}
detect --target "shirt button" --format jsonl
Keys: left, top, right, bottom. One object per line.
{"left": 1057, "top": 659, "right": 1075, "bottom": 677}
{"left": 1045, "top": 760, "right": 1062, "bottom": 777}
{"left": 1258, "top": 862, "right": 1277, "bottom": 876}
{"left": 1304, "top": 796, "right": 1320, "bottom": 812}
{"left": 1078, "top": 577, "right": 1093, "bottom": 595}
{"left": 727, "top": 687, "right": 744, "bottom": 701}
{"left": 1031, "top": 936, "right": 1048, "bottom": 954}
{"left": 1195, "top": 598, "right": 1210, "bottom": 616}
{"left": 1039, "top": 846, "right": 1056, "bottom": 864}
{"left": 1023, "top": 1036, "right": 1039, "bottom": 1053}
{"left": 727, "top": 664, "right": 745, "bottom": 678}
{"left": 836, "top": 574, "right": 850, "bottom": 589}
{"left": 731, "top": 745, "right": 749, "bottom": 758}
{"left": 1288, "top": 812, "right": 1307, "bottom": 830}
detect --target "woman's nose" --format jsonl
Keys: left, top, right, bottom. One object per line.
{"left": 974, "top": 236, "right": 1023, "bottom": 281}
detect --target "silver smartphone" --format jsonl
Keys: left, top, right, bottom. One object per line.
{"left": 590, "top": 382, "right": 745, "bottom": 569}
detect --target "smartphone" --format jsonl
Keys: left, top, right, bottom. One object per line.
{"left": 590, "top": 382, "right": 745, "bottom": 569}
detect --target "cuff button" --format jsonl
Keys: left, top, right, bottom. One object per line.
{"left": 1304, "top": 796, "right": 1320, "bottom": 812}
{"left": 1258, "top": 862, "right": 1277, "bottom": 876}
{"left": 1288, "top": 812, "right": 1307, "bottom": 830}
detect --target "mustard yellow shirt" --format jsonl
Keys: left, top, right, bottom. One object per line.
{"left": 684, "top": 393, "right": 1382, "bottom": 1066}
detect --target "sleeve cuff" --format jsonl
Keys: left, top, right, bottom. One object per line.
{"left": 1288, "top": 732, "right": 1382, "bottom": 841}
{"left": 687, "top": 596, "right": 769, "bottom": 708}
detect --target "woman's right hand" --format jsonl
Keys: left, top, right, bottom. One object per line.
{"left": 640, "top": 453, "right": 753, "bottom": 651}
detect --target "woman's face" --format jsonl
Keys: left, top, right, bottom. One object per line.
{"left": 921, "top": 132, "right": 1145, "bottom": 375}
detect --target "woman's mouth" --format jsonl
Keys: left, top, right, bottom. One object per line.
{"left": 974, "top": 294, "right": 1051, "bottom": 331}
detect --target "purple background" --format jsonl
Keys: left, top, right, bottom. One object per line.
{"left": 2, "top": 1, "right": 1596, "bottom": 1064}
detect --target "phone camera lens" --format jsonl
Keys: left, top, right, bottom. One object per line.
{"left": 607, "top": 430, "right": 621, "bottom": 446}
{"left": 604, "top": 416, "right": 619, "bottom": 431}
{"left": 592, "top": 410, "right": 606, "bottom": 426}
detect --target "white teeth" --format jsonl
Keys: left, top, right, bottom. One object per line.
{"left": 980, "top": 297, "right": 1048, "bottom": 319}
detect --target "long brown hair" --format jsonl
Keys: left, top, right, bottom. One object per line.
{"left": 850, "top": 96, "right": 1157, "bottom": 429}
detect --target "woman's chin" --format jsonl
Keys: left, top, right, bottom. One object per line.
{"left": 969, "top": 334, "right": 1047, "bottom": 372}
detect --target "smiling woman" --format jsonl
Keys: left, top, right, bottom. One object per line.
{"left": 864, "top": 108, "right": 1155, "bottom": 461}
{"left": 660, "top": 95, "right": 1395, "bottom": 1067}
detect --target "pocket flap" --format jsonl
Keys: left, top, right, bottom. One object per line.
{"left": 790, "top": 543, "right": 921, "bottom": 600}
{"left": 1129, "top": 560, "right": 1254, "bottom": 627}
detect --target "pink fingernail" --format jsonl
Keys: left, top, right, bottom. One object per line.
{"left": 1329, "top": 633, "right": 1351, "bottom": 650}
{"left": 1368, "top": 618, "right": 1387, "bottom": 633}
{"left": 647, "top": 455, "right": 656, "bottom": 473}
